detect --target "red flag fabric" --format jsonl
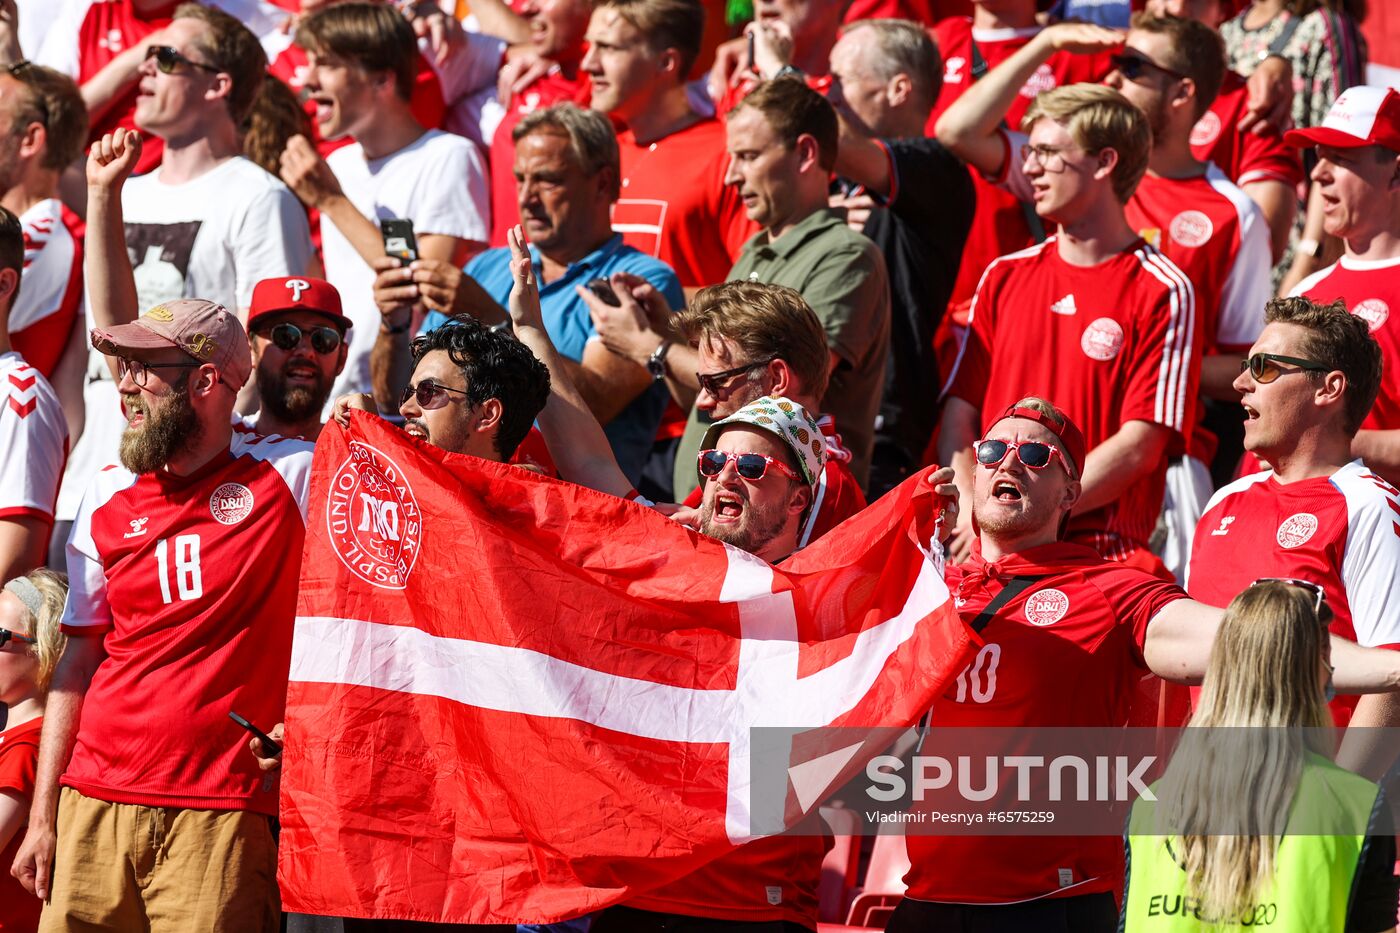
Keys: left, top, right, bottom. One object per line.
{"left": 277, "top": 413, "right": 974, "bottom": 924}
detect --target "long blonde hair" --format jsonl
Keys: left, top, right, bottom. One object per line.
{"left": 1154, "top": 582, "right": 1333, "bottom": 921}
{"left": 9, "top": 569, "right": 68, "bottom": 694}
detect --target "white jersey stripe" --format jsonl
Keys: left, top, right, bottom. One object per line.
{"left": 1134, "top": 244, "right": 1195, "bottom": 431}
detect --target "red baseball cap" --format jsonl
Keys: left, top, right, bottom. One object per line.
{"left": 91, "top": 299, "right": 253, "bottom": 389}
{"left": 1284, "top": 86, "right": 1400, "bottom": 152}
{"left": 247, "top": 276, "right": 353, "bottom": 331}
{"left": 987, "top": 403, "right": 1087, "bottom": 479}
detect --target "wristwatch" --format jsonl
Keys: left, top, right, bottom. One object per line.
{"left": 647, "top": 341, "right": 672, "bottom": 382}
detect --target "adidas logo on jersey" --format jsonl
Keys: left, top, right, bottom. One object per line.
{"left": 1050, "top": 295, "right": 1077, "bottom": 316}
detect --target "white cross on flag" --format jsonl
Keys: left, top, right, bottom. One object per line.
{"left": 277, "top": 414, "right": 973, "bottom": 924}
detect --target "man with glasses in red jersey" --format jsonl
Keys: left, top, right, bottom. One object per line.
{"left": 1187, "top": 296, "right": 1400, "bottom": 778}
{"left": 243, "top": 276, "right": 351, "bottom": 442}
{"left": 934, "top": 83, "right": 1195, "bottom": 577}
{"left": 10, "top": 297, "right": 313, "bottom": 932}
{"left": 1285, "top": 87, "right": 1400, "bottom": 487}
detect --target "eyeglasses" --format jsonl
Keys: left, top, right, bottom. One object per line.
{"left": 1109, "top": 51, "right": 1187, "bottom": 83}
{"left": 974, "top": 438, "right": 1069, "bottom": 472}
{"left": 697, "top": 449, "right": 800, "bottom": 482}
{"left": 117, "top": 357, "right": 201, "bottom": 388}
{"left": 1250, "top": 577, "right": 1326, "bottom": 617}
{"left": 1240, "top": 352, "right": 1330, "bottom": 384}
{"left": 0, "top": 628, "right": 35, "bottom": 649}
{"left": 1019, "top": 143, "right": 1092, "bottom": 173}
{"left": 146, "top": 45, "right": 220, "bottom": 75}
{"left": 260, "top": 322, "right": 342, "bottom": 355}
{"left": 399, "top": 379, "right": 470, "bottom": 411}
{"left": 695, "top": 358, "right": 776, "bottom": 397}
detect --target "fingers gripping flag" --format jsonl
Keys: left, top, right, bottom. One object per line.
{"left": 278, "top": 413, "right": 973, "bottom": 924}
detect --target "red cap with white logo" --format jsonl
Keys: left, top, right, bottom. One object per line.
{"left": 1284, "top": 86, "right": 1400, "bottom": 152}
{"left": 247, "top": 276, "right": 353, "bottom": 331}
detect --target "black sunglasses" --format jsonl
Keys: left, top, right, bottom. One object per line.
{"left": 146, "top": 45, "right": 220, "bottom": 75}
{"left": 0, "top": 628, "right": 36, "bottom": 648}
{"left": 1110, "top": 51, "right": 1186, "bottom": 83}
{"left": 696, "top": 357, "right": 776, "bottom": 397}
{"left": 399, "top": 379, "right": 470, "bottom": 411}
{"left": 262, "top": 322, "right": 342, "bottom": 355}
{"left": 697, "top": 449, "right": 799, "bottom": 482}
{"left": 1241, "top": 352, "right": 1329, "bottom": 384}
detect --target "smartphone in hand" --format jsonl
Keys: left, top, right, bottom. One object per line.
{"left": 381, "top": 218, "right": 418, "bottom": 265}
{"left": 229, "top": 711, "right": 282, "bottom": 757}
{"left": 585, "top": 277, "right": 621, "bottom": 307}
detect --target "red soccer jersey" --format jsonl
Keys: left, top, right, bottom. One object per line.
{"left": 903, "top": 541, "right": 1185, "bottom": 904}
{"left": 0, "top": 352, "right": 67, "bottom": 528}
{"left": 613, "top": 117, "right": 756, "bottom": 289}
{"left": 1187, "top": 462, "right": 1400, "bottom": 725}
{"left": 927, "top": 20, "right": 1114, "bottom": 322}
{"left": 682, "top": 415, "right": 867, "bottom": 548}
{"left": 61, "top": 432, "right": 313, "bottom": 814}
{"left": 0, "top": 717, "right": 43, "bottom": 932}
{"left": 1292, "top": 255, "right": 1400, "bottom": 431}
{"left": 11, "top": 200, "right": 84, "bottom": 379}
{"left": 944, "top": 237, "right": 1198, "bottom": 563}
{"left": 488, "top": 70, "right": 590, "bottom": 247}
{"left": 1189, "top": 71, "right": 1304, "bottom": 189}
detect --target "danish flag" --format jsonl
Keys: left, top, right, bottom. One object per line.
{"left": 278, "top": 415, "right": 972, "bottom": 925}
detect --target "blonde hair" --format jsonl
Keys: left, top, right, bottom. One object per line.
{"left": 1154, "top": 582, "right": 1332, "bottom": 921}
{"left": 1022, "top": 84, "right": 1151, "bottom": 203}
{"left": 9, "top": 568, "right": 68, "bottom": 694}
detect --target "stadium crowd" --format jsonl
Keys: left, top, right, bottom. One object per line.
{"left": 0, "top": 0, "right": 1397, "bottom": 929}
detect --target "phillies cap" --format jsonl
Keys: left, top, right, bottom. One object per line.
{"left": 988, "top": 402, "right": 1087, "bottom": 479}
{"left": 92, "top": 299, "right": 253, "bottom": 389}
{"left": 247, "top": 276, "right": 353, "bottom": 331}
{"left": 1284, "top": 86, "right": 1400, "bottom": 152}
{"left": 701, "top": 395, "right": 827, "bottom": 487}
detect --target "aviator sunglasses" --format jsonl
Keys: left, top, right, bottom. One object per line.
{"left": 697, "top": 449, "right": 799, "bottom": 482}
{"left": 399, "top": 379, "right": 470, "bottom": 411}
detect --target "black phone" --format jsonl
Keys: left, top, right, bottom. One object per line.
{"left": 585, "top": 277, "right": 621, "bottom": 307}
{"left": 381, "top": 218, "right": 418, "bottom": 264}
{"left": 229, "top": 711, "right": 281, "bottom": 757}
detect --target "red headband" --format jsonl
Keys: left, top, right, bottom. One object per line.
{"left": 992, "top": 405, "right": 1086, "bottom": 479}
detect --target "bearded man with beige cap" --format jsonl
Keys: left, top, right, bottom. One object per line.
{"left": 11, "top": 298, "right": 314, "bottom": 932}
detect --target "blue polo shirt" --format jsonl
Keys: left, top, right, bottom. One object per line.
{"left": 421, "top": 235, "right": 684, "bottom": 482}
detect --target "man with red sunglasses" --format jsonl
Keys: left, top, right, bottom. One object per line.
{"left": 243, "top": 276, "right": 352, "bottom": 442}
{"left": 1187, "top": 295, "right": 1400, "bottom": 778}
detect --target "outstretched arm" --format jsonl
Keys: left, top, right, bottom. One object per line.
{"left": 505, "top": 226, "right": 633, "bottom": 499}
{"left": 85, "top": 130, "right": 143, "bottom": 383}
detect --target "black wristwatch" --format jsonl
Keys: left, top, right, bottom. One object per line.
{"left": 647, "top": 341, "right": 672, "bottom": 381}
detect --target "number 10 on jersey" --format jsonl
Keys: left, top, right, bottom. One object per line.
{"left": 155, "top": 535, "right": 203, "bottom": 604}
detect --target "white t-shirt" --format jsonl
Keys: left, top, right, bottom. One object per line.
{"left": 0, "top": 351, "right": 67, "bottom": 524}
{"left": 321, "top": 129, "right": 490, "bottom": 402}
{"left": 121, "top": 156, "right": 312, "bottom": 313}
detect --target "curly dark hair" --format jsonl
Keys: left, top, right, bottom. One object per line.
{"left": 410, "top": 317, "right": 551, "bottom": 460}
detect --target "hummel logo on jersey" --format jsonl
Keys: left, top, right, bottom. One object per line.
{"left": 1051, "top": 295, "right": 1077, "bottom": 316}
{"left": 954, "top": 595, "right": 968, "bottom": 609}
{"left": 1210, "top": 516, "right": 1235, "bottom": 536}
{"left": 124, "top": 517, "right": 149, "bottom": 539}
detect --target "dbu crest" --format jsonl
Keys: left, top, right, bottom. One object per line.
{"left": 327, "top": 442, "right": 422, "bottom": 589}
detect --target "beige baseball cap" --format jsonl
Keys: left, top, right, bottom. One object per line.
{"left": 92, "top": 299, "right": 252, "bottom": 389}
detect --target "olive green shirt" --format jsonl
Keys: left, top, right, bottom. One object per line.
{"left": 672, "top": 208, "right": 891, "bottom": 500}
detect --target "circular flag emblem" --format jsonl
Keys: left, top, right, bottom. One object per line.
{"left": 327, "top": 442, "right": 422, "bottom": 589}
{"left": 1352, "top": 299, "right": 1389, "bottom": 333}
{"left": 1276, "top": 512, "right": 1319, "bottom": 549}
{"left": 1169, "top": 210, "right": 1214, "bottom": 248}
{"left": 1024, "top": 588, "right": 1070, "bottom": 626}
{"left": 1190, "top": 110, "right": 1222, "bottom": 148}
{"left": 1020, "top": 63, "right": 1057, "bottom": 98}
{"left": 1081, "top": 317, "right": 1125, "bottom": 362}
{"left": 209, "top": 483, "right": 254, "bottom": 525}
